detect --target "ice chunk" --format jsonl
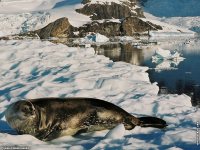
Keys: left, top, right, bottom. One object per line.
{"left": 152, "top": 48, "right": 185, "bottom": 61}
{"left": 105, "top": 124, "right": 125, "bottom": 139}
{"left": 86, "top": 33, "right": 109, "bottom": 43}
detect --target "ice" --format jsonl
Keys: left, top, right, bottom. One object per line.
{"left": 0, "top": 40, "right": 199, "bottom": 149}
{"left": 149, "top": 31, "right": 195, "bottom": 37}
{"left": 74, "top": 33, "right": 110, "bottom": 44}
{"left": 151, "top": 48, "right": 185, "bottom": 71}
{"left": 105, "top": 124, "right": 125, "bottom": 139}
{"left": 152, "top": 47, "right": 185, "bottom": 61}
{"left": 0, "top": 0, "right": 200, "bottom": 149}
{"left": 153, "top": 48, "right": 171, "bottom": 58}
{"left": 85, "top": 33, "right": 110, "bottom": 43}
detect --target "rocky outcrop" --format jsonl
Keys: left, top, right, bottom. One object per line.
{"left": 122, "top": 16, "right": 162, "bottom": 35}
{"left": 35, "top": 17, "right": 74, "bottom": 39}
{"left": 78, "top": 21, "right": 122, "bottom": 37}
{"left": 76, "top": 1, "right": 144, "bottom": 20}
{"left": 32, "top": 17, "right": 162, "bottom": 39}
{"left": 22, "top": 0, "right": 162, "bottom": 39}
{"left": 78, "top": 17, "right": 162, "bottom": 37}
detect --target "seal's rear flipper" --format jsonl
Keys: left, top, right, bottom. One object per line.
{"left": 139, "top": 117, "right": 167, "bottom": 129}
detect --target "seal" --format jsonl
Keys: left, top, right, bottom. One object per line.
{"left": 5, "top": 98, "right": 167, "bottom": 141}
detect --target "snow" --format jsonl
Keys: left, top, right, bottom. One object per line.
{"left": 0, "top": 0, "right": 141, "bottom": 37}
{"left": 0, "top": 0, "right": 91, "bottom": 37}
{"left": 87, "top": 0, "right": 141, "bottom": 13}
{"left": 0, "top": 12, "right": 51, "bottom": 37}
{"left": 89, "top": 0, "right": 135, "bottom": 6}
{"left": 0, "top": 0, "right": 62, "bottom": 14}
{"left": 74, "top": 33, "right": 110, "bottom": 44}
{"left": 0, "top": 40, "right": 199, "bottom": 149}
{"left": 89, "top": 0, "right": 122, "bottom": 5}
{"left": 86, "top": 33, "right": 110, "bottom": 43}
{"left": 0, "top": 0, "right": 197, "bottom": 37}
{"left": 144, "top": 12, "right": 199, "bottom": 35}
{"left": 104, "top": 124, "right": 125, "bottom": 139}
{"left": 0, "top": 0, "right": 200, "bottom": 149}
{"left": 50, "top": 2, "right": 91, "bottom": 27}
{"left": 161, "top": 17, "right": 200, "bottom": 33}
{"left": 141, "top": 15, "right": 195, "bottom": 37}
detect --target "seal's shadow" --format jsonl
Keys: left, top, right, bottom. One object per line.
{"left": 0, "top": 113, "right": 17, "bottom": 135}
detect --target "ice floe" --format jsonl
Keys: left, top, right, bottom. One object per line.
{"left": 0, "top": 40, "right": 199, "bottom": 149}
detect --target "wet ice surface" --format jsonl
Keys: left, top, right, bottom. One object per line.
{"left": 0, "top": 40, "right": 199, "bottom": 150}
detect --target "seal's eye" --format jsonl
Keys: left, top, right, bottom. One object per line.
{"left": 17, "top": 101, "right": 35, "bottom": 117}
{"left": 22, "top": 106, "right": 30, "bottom": 112}
{"left": 21, "top": 105, "right": 33, "bottom": 115}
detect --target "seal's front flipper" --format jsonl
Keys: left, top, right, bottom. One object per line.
{"left": 139, "top": 117, "right": 167, "bottom": 129}
{"left": 36, "top": 124, "right": 62, "bottom": 141}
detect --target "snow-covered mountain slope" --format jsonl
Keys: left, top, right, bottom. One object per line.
{"left": 0, "top": 40, "right": 199, "bottom": 149}
{"left": 0, "top": 12, "right": 51, "bottom": 37}
{"left": 141, "top": 0, "right": 200, "bottom": 33}
{"left": 0, "top": 0, "right": 91, "bottom": 36}
{"left": 141, "top": 14, "right": 194, "bottom": 36}
{"left": 144, "top": 12, "right": 200, "bottom": 34}
{"left": 162, "top": 17, "right": 200, "bottom": 33}
{"left": 0, "top": 0, "right": 61, "bottom": 13}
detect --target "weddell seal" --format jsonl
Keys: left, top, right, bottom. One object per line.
{"left": 5, "top": 98, "right": 167, "bottom": 141}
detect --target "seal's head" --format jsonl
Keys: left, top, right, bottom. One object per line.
{"left": 5, "top": 100, "right": 37, "bottom": 135}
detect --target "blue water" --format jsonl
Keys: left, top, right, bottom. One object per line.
{"left": 93, "top": 37, "right": 200, "bottom": 107}
{"left": 141, "top": 0, "right": 200, "bottom": 17}
{"left": 53, "top": 0, "right": 82, "bottom": 8}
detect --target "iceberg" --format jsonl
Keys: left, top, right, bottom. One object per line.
{"left": 86, "top": 33, "right": 109, "bottom": 43}
{"left": 152, "top": 48, "right": 185, "bottom": 71}
{"left": 152, "top": 48, "right": 185, "bottom": 62}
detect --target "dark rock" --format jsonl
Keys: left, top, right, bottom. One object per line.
{"left": 0, "top": 36, "right": 10, "bottom": 40}
{"left": 31, "top": 16, "right": 162, "bottom": 39}
{"left": 121, "top": 16, "right": 162, "bottom": 36}
{"left": 76, "top": 1, "right": 144, "bottom": 20}
{"left": 78, "top": 21, "right": 122, "bottom": 37}
{"left": 77, "top": 16, "right": 162, "bottom": 37}
{"left": 35, "top": 17, "right": 74, "bottom": 39}
{"left": 18, "top": 1, "right": 162, "bottom": 39}
{"left": 82, "top": 0, "right": 91, "bottom": 4}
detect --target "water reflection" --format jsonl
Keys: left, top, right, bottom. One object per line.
{"left": 92, "top": 40, "right": 200, "bottom": 108}
{"left": 192, "top": 85, "right": 200, "bottom": 107}
{"left": 93, "top": 43, "right": 145, "bottom": 65}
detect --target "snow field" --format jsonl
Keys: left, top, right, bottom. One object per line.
{"left": 0, "top": 40, "right": 199, "bottom": 149}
